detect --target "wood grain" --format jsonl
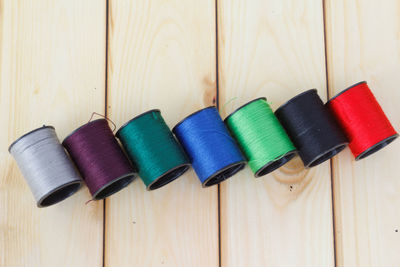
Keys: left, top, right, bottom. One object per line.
{"left": 105, "top": 1, "right": 218, "bottom": 266}
{"left": 218, "top": 0, "right": 334, "bottom": 266}
{"left": 0, "top": 1, "right": 106, "bottom": 266}
{"left": 325, "top": 0, "right": 400, "bottom": 266}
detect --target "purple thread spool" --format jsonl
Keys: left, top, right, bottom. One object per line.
{"left": 63, "top": 119, "right": 136, "bottom": 199}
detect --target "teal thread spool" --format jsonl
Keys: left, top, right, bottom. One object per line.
{"left": 116, "top": 110, "right": 190, "bottom": 190}
{"left": 225, "top": 98, "right": 297, "bottom": 177}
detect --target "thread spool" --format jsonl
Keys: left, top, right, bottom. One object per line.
{"left": 173, "top": 107, "right": 245, "bottom": 187}
{"left": 116, "top": 110, "right": 190, "bottom": 190}
{"left": 63, "top": 119, "right": 136, "bottom": 199}
{"left": 275, "top": 89, "right": 348, "bottom": 167}
{"left": 9, "top": 126, "right": 82, "bottom": 207}
{"left": 225, "top": 98, "right": 297, "bottom": 177}
{"left": 327, "top": 81, "right": 398, "bottom": 160}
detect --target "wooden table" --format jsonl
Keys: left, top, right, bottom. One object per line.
{"left": 1, "top": 0, "right": 399, "bottom": 266}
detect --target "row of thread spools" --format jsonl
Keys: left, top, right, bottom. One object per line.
{"left": 9, "top": 81, "right": 398, "bottom": 207}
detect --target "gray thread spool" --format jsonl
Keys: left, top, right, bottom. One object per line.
{"left": 9, "top": 126, "right": 82, "bottom": 207}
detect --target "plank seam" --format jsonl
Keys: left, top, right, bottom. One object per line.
{"left": 215, "top": 0, "right": 222, "bottom": 266}
{"left": 322, "top": 0, "right": 338, "bottom": 266}
{"left": 103, "top": 0, "right": 110, "bottom": 266}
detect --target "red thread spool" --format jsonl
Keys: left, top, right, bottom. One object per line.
{"left": 328, "top": 81, "right": 398, "bottom": 160}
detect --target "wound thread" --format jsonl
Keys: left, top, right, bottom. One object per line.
{"left": 9, "top": 126, "right": 82, "bottom": 207}
{"left": 225, "top": 98, "right": 297, "bottom": 177}
{"left": 328, "top": 81, "right": 398, "bottom": 160}
{"left": 173, "top": 107, "right": 246, "bottom": 187}
{"left": 63, "top": 119, "right": 136, "bottom": 200}
{"left": 275, "top": 89, "right": 348, "bottom": 168}
{"left": 116, "top": 110, "right": 190, "bottom": 190}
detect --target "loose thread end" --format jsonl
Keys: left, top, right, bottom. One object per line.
{"left": 88, "top": 112, "right": 117, "bottom": 132}
{"left": 85, "top": 198, "right": 95, "bottom": 205}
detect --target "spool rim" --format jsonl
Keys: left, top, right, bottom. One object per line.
{"left": 147, "top": 163, "right": 191, "bottom": 190}
{"left": 306, "top": 142, "right": 348, "bottom": 168}
{"left": 224, "top": 97, "right": 267, "bottom": 122}
{"left": 254, "top": 150, "right": 297, "bottom": 177}
{"left": 356, "top": 133, "right": 399, "bottom": 160}
{"left": 8, "top": 125, "right": 55, "bottom": 153}
{"left": 172, "top": 106, "right": 217, "bottom": 133}
{"left": 37, "top": 179, "right": 82, "bottom": 208}
{"left": 115, "top": 109, "right": 161, "bottom": 137}
{"left": 327, "top": 81, "right": 367, "bottom": 103}
{"left": 92, "top": 172, "right": 136, "bottom": 200}
{"left": 275, "top": 89, "right": 318, "bottom": 115}
{"left": 202, "top": 161, "right": 246, "bottom": 187}
{"left": 62, "top": 119, "right": 106, "bottom": 144}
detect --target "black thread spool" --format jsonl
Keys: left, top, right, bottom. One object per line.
{"left": 275, "top": 89, "right": 348, "bottom": 167}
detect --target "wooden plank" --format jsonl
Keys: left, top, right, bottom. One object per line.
{"left": 325, "top": 0, "right": 400, "bottom": 266}
{"left": 105, "top": 1, "right": 218, "bottom": 266}
{"left": 218, "top": 0, "right": 334, "bottom": 266}
{"left": 0, "top": 1, "right": 106, "bottom": 266}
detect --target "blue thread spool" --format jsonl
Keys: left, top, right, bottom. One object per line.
{"left": 173, "top": 107, "right": 245, "bottom": 187}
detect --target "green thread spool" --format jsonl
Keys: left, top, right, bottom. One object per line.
{"left": 225, "top": 98, "right": 297, "bottom": 177}
{"left": 116, "top": 110, "right": 190, "bottom": 190}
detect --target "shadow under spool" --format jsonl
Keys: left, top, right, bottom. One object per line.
{"left": 63, "top": 119, "right": 136, "bottom": 200}
{"left": 9, "top": 126, "right": 82, "bottom": 207}
{"left": 327, "top": 81, "right": 398, "bottom": 160}
{"left": 225, "top": 97, "right": 297, "bottom": 177}
{"left": 116, "top": 110, "right": 190, "bottom": 190}
{"left": 173, "top": 107, "right": 246, "bottom": 187}
{"left": 275, "top": 89, "right": 348, "bottom": 168}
